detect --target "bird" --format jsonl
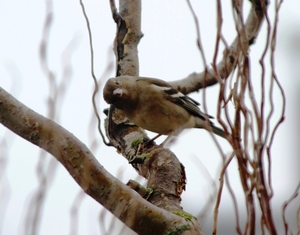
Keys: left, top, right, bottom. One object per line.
{"left": 103, "top": 75, "right": 227, "bottom": 146}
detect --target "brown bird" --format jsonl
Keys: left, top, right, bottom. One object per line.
{"left": 103, "top": 75, "right": 227, "bottom": 145}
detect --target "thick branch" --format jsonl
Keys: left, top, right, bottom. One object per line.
{"left": 0, "top": 86, "right": 203, "bottom": 235}
{"left": 111, "top": 0, "right": 142, "bottom": 76}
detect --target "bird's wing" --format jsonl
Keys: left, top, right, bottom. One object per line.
{"left": 141, "top": 77, "right": 213, "bottom": 120}
{"left": 163, "top": 87, "right": 213, "bottom": 120}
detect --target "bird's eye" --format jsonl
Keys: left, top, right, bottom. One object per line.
{"left": 114, "top": 80, "right": 120, "bottom": 85}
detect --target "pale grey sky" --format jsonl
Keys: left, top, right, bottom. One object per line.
{"left": 0, "top": 0, "right": 299, "bottom": 234}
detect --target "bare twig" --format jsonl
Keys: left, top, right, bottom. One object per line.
{"left": 282, "top": 181, "right": 300, "bottom": 235}
{"left": 266, "top": 0, "right": 285, "bottom": 196}
{"left": 225, "top": 167, "right": 243, "bottom": 235}
{"left": 212, "top": 151, "right": 235, "bottom": 235}
{"left": 185, "top": 0, "right": 208, "bottom": 69}
{"left": 79, "top": 0, "right": 111, "bottom": 146}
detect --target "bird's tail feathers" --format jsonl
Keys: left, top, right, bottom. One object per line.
{"left": 210, "top": 125, "right": 241, "bottom": 142}
{"left": 211, "top": 125, "right": 226, "bottom": 139}
{"left": 195, "top": 118, "right": 236, "bottom": 141}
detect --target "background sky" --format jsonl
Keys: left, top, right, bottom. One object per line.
{"left": 0, "top": 0, "right": 300, "bottom": 234}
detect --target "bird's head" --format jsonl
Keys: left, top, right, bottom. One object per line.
{"left": 103, "top": 76, "right": 137, "bottom": 110}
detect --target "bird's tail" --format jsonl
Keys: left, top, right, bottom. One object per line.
{"left": 195, "top": 119, "right": 227, "bottom": 140}
{"left": 210, "top": 124, "right": 241, "bottom": 142}
{"left": 211, "top": 125, "right": 227, "bottom": 139}
{"left": 195, "top": 118, "right": 240, "bottom": 141}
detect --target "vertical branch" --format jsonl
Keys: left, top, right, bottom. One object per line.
{"left": 282, "top": 182, "right": 300, "bottom": 235}
{"left": 106, "top": 0, "right": 190, "bottom": 220}
{"left": 236, "top": 56, "right": 256, "bottom": 235}
{"left": 255, "top": 0, "right": 284, "bottom": 234}
{"left": 214, "top": 0, "right": 234, "bottom": 141}
{"left": 212, "top": 152, "right": 235, "bottom": 235}
{"left": 230, "top": 0, "right": 283, "bottom": 234}
{"left": 110, "top": 0, "right": 142, "bottom": 76}
{"left": 185, "top": 0, "right": 208, "bottom": 68}
{"left": 266, "top": 0, "right": 285, "bottom": 192}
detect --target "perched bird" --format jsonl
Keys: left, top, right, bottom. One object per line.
{"left": 103, "top": 75, "right": 227, "bottom": 146}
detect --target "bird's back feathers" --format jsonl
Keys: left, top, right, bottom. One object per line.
{"left": 145, "top": 78, "right": 213, "bottom": 121}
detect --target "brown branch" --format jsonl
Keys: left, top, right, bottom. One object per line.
{"left": 212, "top": 152, "right": 235, "bottom": 235}
{"left": 282, "top": 181, "right": 300, "bottom": 235}
{"left": 253, "top": 1, "right": 279, "bottom": 234}
{"left": 266, "top": 0, "right": 285, "bottom": 194}
{"left": 230, "top": 50, "right": 255, "bottom": 235}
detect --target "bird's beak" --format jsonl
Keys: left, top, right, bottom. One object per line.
{"left": 113, "top": 88, "right": 123, "bottom": 96}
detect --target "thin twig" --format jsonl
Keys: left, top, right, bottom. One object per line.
{"left": 79, "top": 0, "right": 111, "bottom": 146}
{"left": 266, "top": 0, "right": 285, "bottom": 198}
{"left": 225, "top": 168, "right": 243, "bottom": 235}
{"left": 212, "top": 151, "right": 235, "bottom": 235}
{"left": 282, "top": 181, "right": 300, "bottom": 235}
